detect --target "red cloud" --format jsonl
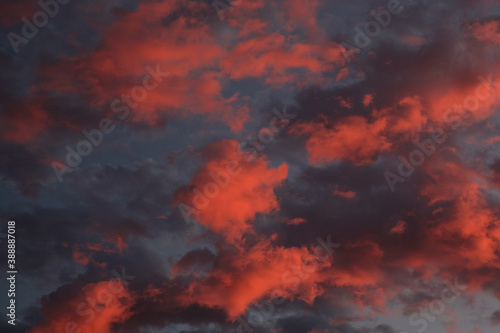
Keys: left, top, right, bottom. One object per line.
{"left": 418, "top": 159, "right": 500, "bottom": 270}
{"left": 377, "top": 96, "right": 427, "bottom": 135}
{"left": 291, "top": 116, "right": 391, "bottom": 165}
{"left": 389, "top": 220, "right": 407, "bottom": 235}
{"left": 29, "top": 280, "right": 134, "bottom": 333}
{"left": 385, "top": 157, "right": 500, "bottom": 283}
{"left": 175, "top": 139, "right": 288, "bottom": 243}
{"left": 287, "top": 217, "right": 307, "bottom": 225}
{"left": 220, "top": 32, "right": 345, "bottom": 85}
{"left": 363, "top": 94, "right": 374, "bottom": 107}
{"left": 280, "top": 0, "right": 323, "bottom": 36}
{"left": 178, "top": 239, "right": 331, "bottom": 319}
{"left": 421, "top": 71, "right": 500, "bottom": 125}
{"left": 8, "top": 0, "right": 351, "bottom": 144}
{"left": 39, "top": 1, "right": 251, "bottom": 131}
{"left": 469, "top": 21, "right": 500, "bottom": 45}
{"left": 333, "top": 186, "right": 356, "bottom": 199}
{"left": 176, "top": 236, "right": 390, "bottom": 319}
{"left": 0, "top": 100, "right": 49, "bottom": 144}
{"left": 71, "top": 236, "right": 128, "bottom": 266}
{"left": 401, "top": 35, "right": 426, "bottom": 46}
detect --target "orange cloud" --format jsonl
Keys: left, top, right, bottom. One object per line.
{"left": 469, "top": 21, "right": 500, "bottom": 45}
{"left": 29, "top": 280, "right": 134, "bottom": 333}
{"left": 382, "top": 96, "right": 427, "bottom": 135}
{"left": 71, "top": 236, "right": 128, "bottom": 266}
{"left": 363, "top": 94, "right": 374, "bottom": 107}
{"left": 220, "top": 32, "right": 345, "bottom": 85}
{"left": 422, "top": 164, "right": 500, "bottom": 269}
{"left": 390, "top": 158, "right": 500, "bottom": 275}
{"left": 72, "top": 245, "right": 92, "bottom": 266}
{"left": 423, "top": 71, "right": 500, "bottom": 125}
{"left": 291, "top": 116, "right": 391, "bottom": 165}
{"left": 281, "top": 0, "right": 323, "bottom": 36}
{"left": 39, "top": 0, "right": 252, "bottom": 131}
{"left": 176, "top": 139, "right": 288, "bottom": 243}
{"left": 401, "top": 35, "right": 426, "bottom": 46}
{"left": 389, "top": 220, "right": 407, "bottom": 235}
{"left": 178, "top": 239, "right": 331, "bottom": 319}
{"left": 333, "top": 186, "right": 356, "bottom": 199}
{"left": 287, "top": 217, "right": 307, "bottom": 225}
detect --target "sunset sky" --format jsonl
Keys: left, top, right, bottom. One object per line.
{"left": 1, "top": 0, "right": 500, "bottom": 332}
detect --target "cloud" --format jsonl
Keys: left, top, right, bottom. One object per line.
{"left": 28, "top": 279, "right": 134, "bottom": 333}
{"left": 178, "top": 239, "right": 331, "bottom": 319}
{"left": 175, "top": 139, "right": 288, "bottom": 243}
{"left": 389, "top": 221, "right": 406, "bottom": 235}
{"left": 469, "top": 20, "right": 500, "bottom": 45}
{"left": 290, "top": 116, "right": 391, "bottom": 165}
{"left": 3, "top": 0, "right": 500, "bottom": 332}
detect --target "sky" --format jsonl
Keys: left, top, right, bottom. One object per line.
{"left": 1, "top": 0, "right": 500, "bottom": 332}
